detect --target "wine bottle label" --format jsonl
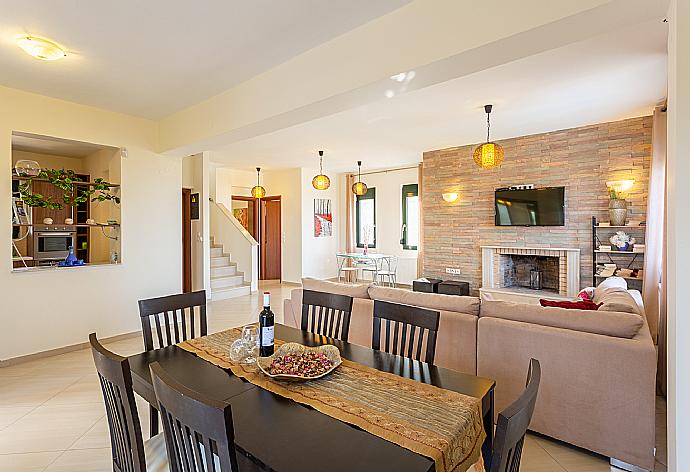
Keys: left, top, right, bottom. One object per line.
{"left": 261, "top": 326, "right": 274, "bottom": 347}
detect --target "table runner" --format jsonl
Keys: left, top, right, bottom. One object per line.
{"left": 178, "top": 328, "right": 486, "bottom": 472}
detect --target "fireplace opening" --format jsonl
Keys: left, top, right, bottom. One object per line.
{"left": 499, "top": 254, "right": 560, "bottom": 293}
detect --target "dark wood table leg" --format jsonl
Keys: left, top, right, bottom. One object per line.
{"left": 482, "top": 388, "right": 495, "bottom": 470}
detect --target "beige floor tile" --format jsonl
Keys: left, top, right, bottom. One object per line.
{"left": 535, "top": 435, "right": 611, "bottom": 472}
{"left": 0, "top": 406, "right": 35, "bottom": 430}
{"left": 44, "top": 448, "right": 111, "bottom": 472}
{"left": 0, "top": 451, "right": 62, "bottom": 471}
{"left": 0, "top": 376, "right": 82, "bottom": 407}
{"left": 68, "top": 417, "right": 110, "bottom": 450}
{"left": 44, "top": 375, "right": 103, "bottom": 405}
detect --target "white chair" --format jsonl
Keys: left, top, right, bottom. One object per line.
{"left": 360, "top": 258, "right": 384, "bottom": 283}
{"left": 337, "top": 255, "right": 359, "bottom": 283}
{"left": 376, "top": 256, "right": 398, "bottom": 287}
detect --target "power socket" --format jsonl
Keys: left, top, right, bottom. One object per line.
{"left": 445, "top": 268, "right": 461, "bottom": 275}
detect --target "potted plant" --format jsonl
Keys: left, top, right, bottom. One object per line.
{"left": 608, "top": 187, "right": 628, "bottom": 226}
{"left": 610, "top": 231, "right": 636, "bottom": 252}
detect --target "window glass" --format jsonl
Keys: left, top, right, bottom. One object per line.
{"left": 356, "top": 188, "right": 376, "bottom": 248}
{"left": 401, "top": 184, "right": 419, "bottom": 250}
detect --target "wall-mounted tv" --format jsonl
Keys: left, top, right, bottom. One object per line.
{"left": 495, "top": 187, "right": 565, "bottom": 226}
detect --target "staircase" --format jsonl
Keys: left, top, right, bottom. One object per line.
{"left": 210, "top": 237, "right": 251, "bottom": 300}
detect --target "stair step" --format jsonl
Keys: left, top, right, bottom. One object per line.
{"left": 210, "top": 247, "right": 225, "bottom": 257}
{"left": 210, "top": 256, "right": 231, "bottom": 267}
{"left": 211, "top": 264, "right": 237, "bottom": 277}
{"left": 211, "top": 274, "right": 245, "bottom": 289}
{"left": 211, "top": 283, "right": 251, "bottom": 301}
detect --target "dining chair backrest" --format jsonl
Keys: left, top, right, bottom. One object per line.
{"left": 150, "top": 362, "right": 239, "bottom": 472}
{"left": 90, "top": 333, "right": 147, "bottom": 472}
{"left": 489, "top": 358, "right": 542, "bottom": 472}
{"left": 138, "top": 291, "right": 207, "bottom": 351}
{"left": 385, "top": 255, "right": 398, "bottom": 273}
{"left": 301, "top": 289, "right": 354, "bottom": 341}
{"left": 372, "top": 300, "right": 440, "bottom": 365}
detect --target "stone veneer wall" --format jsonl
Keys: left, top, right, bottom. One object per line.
{"left": 422, "top": 116, "right": 652, "bottom": 293}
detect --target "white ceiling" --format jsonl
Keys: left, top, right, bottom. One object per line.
{"left": 0, "top": 0, "right": 410, "bottom": 119}
{"left": 12, "top": 132, "right": 114, "bottom": 158}
{"left": 211, "top": 20, "right": 668, "bottom": 173}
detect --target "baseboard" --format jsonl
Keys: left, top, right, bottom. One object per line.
{"left": 0, "top": 330, "right": 142, "bottom": 367}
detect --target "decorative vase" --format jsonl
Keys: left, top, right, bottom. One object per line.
{"left": 614, "top": 242, "right": 631, "bottom": 252}
{"left": 64, "top": 246, "right": 78, "bottom": 266}
{"left": 609, "top": 198, "right": 627, "bottom": 226}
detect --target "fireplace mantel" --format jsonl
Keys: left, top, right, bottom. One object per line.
{"left": 481, "top": 246, "right": 581, "bottom": 298}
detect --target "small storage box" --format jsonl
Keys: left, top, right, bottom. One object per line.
{"left": 438, "top": 280, "right": 470, "bottom": 296}
{"left": 412, "top": 278, "right": 442, "bottom": 293}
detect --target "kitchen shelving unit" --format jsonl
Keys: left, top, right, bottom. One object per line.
{"left": 591, "top": 216, "right": 645, "bottom": 287}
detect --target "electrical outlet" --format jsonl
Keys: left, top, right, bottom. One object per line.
{"left": 446, "top": 268, "right": 461, "bottom": 275}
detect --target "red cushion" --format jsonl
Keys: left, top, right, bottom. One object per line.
{"left": 539, "top": 299, "right": 603, "bottom": 310}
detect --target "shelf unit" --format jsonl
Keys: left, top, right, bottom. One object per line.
{"left": 592, "top": 216, "right": 646, "bottom": 286}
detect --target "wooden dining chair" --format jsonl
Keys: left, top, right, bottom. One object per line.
{"left": 301, "top": 289, "right": 354, "bottom": 341}
{"left": 488, "top": 358, "right": 542, "bottom": 472}
{"left": 150, "top": 362, "right": 259, "bottom": 472}
{"left": 89, "top": 333, "right": 169, "bottom": 472}
{"left": 138, "top": 290, "right": 207, "bottom": 437}
{"left": 372, "top": 300, "right": 440, "bottom": 365}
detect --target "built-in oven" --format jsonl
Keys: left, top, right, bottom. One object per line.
{"left": 33, "top": 225, "right": 76, "bottom": 261}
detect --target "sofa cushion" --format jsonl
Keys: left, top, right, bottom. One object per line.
{"left": 593, "top": 285, "right": 640, "bottom": 315}
{"left": 368, "top": 286, "right": 480, "bottom": 316}
{"left": 301, "top": 278, "right": 371, "bottom": 299}
{"left": 479, "top": 300, "right": 643, "bottom": 338}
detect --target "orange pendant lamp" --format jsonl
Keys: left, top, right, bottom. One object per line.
{"left": 473, "top": 104, "right": 505, "bottom": 169}
{"left": 351, "top": 161, "right": 368, "bottom": 196}
{"left": 312, "top": 150, "right": 331, "bottom": 190}
{"left": 251, "top": 167, "right": 266, "bottom": 199}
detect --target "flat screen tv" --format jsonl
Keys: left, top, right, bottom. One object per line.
{"left": 495, "top": 187, "right": 565, "bottom": 226}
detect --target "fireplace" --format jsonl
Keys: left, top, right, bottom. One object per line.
{"left": 481, "top": 246, "right": 580, "bottom": 298}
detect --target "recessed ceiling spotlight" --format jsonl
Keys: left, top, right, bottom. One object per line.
{"left": 16, "top": 35, "right": 67, "bottom": 61}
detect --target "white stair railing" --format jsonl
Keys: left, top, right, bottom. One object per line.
{"left": 210, "top": 202, "right": 259, "bottom": 292}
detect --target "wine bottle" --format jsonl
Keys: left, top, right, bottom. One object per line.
{"left": 258, "top": 292, "right": 275, "bottom": 357}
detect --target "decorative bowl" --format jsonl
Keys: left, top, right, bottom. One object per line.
{"left": 257, "top": 343, "right": 342, "bottom": 381}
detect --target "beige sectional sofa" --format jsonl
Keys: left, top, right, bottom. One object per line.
{"left": 283, "top": 277, "right": 657, "bottom": 470}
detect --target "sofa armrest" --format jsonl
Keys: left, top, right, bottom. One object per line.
{"left": 477, "top": 317, "right": 656, "bottom": 470}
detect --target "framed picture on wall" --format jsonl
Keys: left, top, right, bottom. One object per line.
{"left": 314, "top": 198, "right": 332, "bottom": 237}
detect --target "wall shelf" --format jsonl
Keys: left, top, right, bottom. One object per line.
{"left": 11, "top": 175, "right": 120, "bottom": 187}
{"left": 12, "top": 223, "right": 119, "bottom": 228}
{"left": 592, "top": 216, "right": 645, "bottom": 286}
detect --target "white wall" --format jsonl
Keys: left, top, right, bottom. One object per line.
{"left": 211, "top": 164, "right": 255, "bottom": 208}
{"left": 666, "top": 0, "right": 689, "bottom": 469}
{"left": 337, "top": 166, "right": 419, "bottom": 284}
{"left": 1, "top": 84, "right": 181, "bottom": 360}
{"left": 182, "top": 153, "right": 210, "bottom": 293}
{"left": 263, "top": 168, "right": 302, "bottom": 283}
{"left": 300, "top": 168, "right": 339, "bottom": 280}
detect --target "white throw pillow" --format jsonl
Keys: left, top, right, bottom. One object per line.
{"left": 596, "top": 276, "right": 628, "bottom": 291}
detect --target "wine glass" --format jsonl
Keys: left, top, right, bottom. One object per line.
{"left": 229, "top": 325, "right": 259, "bottom": 364}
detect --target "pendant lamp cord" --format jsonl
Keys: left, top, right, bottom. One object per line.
{"left": 486, "top": 111, "right": 491, "bottom": 143}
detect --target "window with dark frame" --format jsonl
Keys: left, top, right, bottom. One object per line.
{"left": 401, "top": 183, "right": 419, "bottom": 250}
{"left": 356, "top": 187, "right": 376, "bottom": 248}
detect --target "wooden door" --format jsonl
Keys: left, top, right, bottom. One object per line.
{"left": 182, "top": 188, "right": 192, "bottom": 292}
{"left": 261, "top": 197, "right": 281, "bottom": 280}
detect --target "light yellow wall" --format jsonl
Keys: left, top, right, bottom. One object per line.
{"left": 12, "top": 149, "right": 85, "bottom": 173}
{"left": 1, "top": 84, "right": 181, "bottom": 361}
{"left": 84, "top": 148, "right": 121, "bottom": 263}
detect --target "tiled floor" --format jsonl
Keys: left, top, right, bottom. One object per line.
{"left": 0, "top": 281, "right": 666, "bottom": 471}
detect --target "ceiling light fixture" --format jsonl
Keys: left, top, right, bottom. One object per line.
{"left": 312, "top": 150, "right": 330, "bottom": 190}
{"left": 251, "top": 167, "right": 266, "bottom": 199}
{"left": 16, "top": 35, "right": 67, "bottom": 61}
{"left": 351, "top": 161, "right": 368, "bottom": 196}
{"left": 473, "top": 104, "right": 505, "bottom": 169}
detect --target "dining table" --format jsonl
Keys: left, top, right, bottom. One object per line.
{"left": 127, "top": 323, "right": 496, "bottom": 472}
{"left": 336, "top": 252, "right": 391, "bottom": 283}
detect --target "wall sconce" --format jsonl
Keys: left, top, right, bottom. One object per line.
{"left": 606, "top": 179, "right": 635, "bottom": 193}
{"left": 442, "top": 192, "right": 459, "bottom": 203}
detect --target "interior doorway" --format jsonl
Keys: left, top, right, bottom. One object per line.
{"left": 261, "top": 196, "right": 281, "bottom": 280}
{"left": 182, "top": 188, "right": 192, "bottom": 292}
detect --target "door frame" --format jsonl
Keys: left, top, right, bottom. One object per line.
{"left": 260, "top": 195, "right": 281, "bottom": 281}
{"left": 230, "top": 195, "right": 260, "bottom": 241}
{"left": 182, "top": 188, "right": 192, "bottom": 293}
